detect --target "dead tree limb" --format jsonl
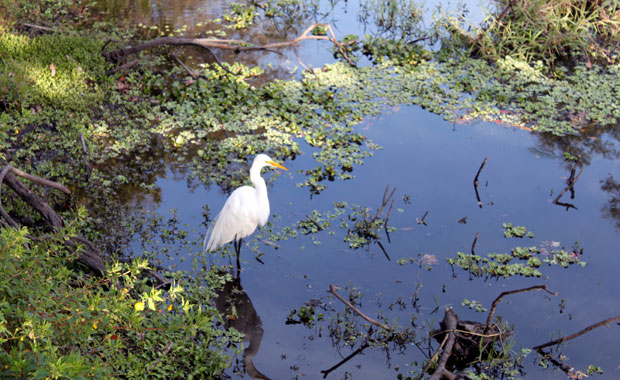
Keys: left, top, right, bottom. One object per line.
{"left": 485, "top": 285, "right": 557, "bottom": 333}
{"left": 103, "top": 23, "right": 357, "bottom": 66}
{"left": 328, "top": 284, "right": 392, "bottom": 332}
{"left": 171, "top": 53, "right": 198, "bottom": 79}
{"left": 0, "top": 165, "right": 105, "bottom": 274}
{"left": 320, "top": 342, "right": 370, "bottom": 379}
{"left": 429, "top": 308, "right": 459, "bottom": 380}
{"left": 533, "top": 315, "right": 620, "bottom": 351}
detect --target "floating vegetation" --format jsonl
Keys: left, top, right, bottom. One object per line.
{"left": 448, "top": 237, "right": 586, "bottom": 279}
{"left": 503, "top": 223, "right": 535, "bottom": 238}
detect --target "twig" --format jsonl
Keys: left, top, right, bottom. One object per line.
{"left": 473, "top": 157, "right": 488, "bottom": 187}
{"left": 146, "top": 341, "right": 173, "bottom": 372}
{"left": 106, "top": 58, "right": 140, "bottom": 75}
{"left": 328, "top": 284, "right": 392, "bottom": 332}
{"left": 471, "top": 232, "right": 479, "bottom": 254}
{"left": 22, "top": 23, "right": 56, "bottom": 32}
{"left": 384, "top": 199, "right": 394, "bottom": 243}
{"left": 418, "top": 333, "right": 449, "bottom": 380}
{"left": 416, "top": 210, "right": 429, "bottom": 226}
{"left": 305, "top": 213, "right": 324, "bottom": 232}
{"left": 171, "top": 53, "right": 197, "bottom": 79}
{"left": 533, "top": 315, "right": 620, "bottom": 351}
{"left": 486, "top": 285, "right": 557, "bottom": 331}
{"left": 320, "top": 342, "right": 369, "bottom": 379}
{"left": 376, "top": 240, "right": 391, "bottom": 261}
{"left": 8, "top": 165, "right": 70, "bottom": 194}
{"left": 473, "top": 157, "right": 488, "bottom": 208}
{"left": 0, "top": 165, "right": 19, "bottom": 228}
{"left": 376, "top": 184, "right": 397, "bottom": 219}
{"left": 79, "top": 132, "right": 92, "bottom": 177}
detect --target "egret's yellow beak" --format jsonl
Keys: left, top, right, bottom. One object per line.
{"left": 266, "top": 160, "right": 288, "bottom": 171}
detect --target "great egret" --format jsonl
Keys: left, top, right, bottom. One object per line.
{"left": 204, "top": 154, "right": 288, "bottom": 270}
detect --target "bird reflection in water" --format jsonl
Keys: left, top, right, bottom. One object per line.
{"left": 215, "top": 271, "right": 271, "bottom": 380}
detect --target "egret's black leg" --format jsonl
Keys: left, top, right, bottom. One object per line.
{"left": 234, "top": 237, "right": 243, "bottom": 276}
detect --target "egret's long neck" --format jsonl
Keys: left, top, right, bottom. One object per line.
{"left": 250, "top": 164, "right": 270, "bottom": 225}
{"left": 250, "top": 164, "right": 267, "bottom": 196}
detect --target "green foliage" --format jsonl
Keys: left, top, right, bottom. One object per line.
{"left": 448, "top": 241, "right": 586, "bottom": 279}
{"left": 223, "top": 2, "right": 257, "bottom": 29}
{"left": 0, "top": 220, "right": 240, "bottom": 379}
{"left": 0, "top": 31, "right": 107, "bottom": 112}
{"left": 503, "top": 223, "right": 534, "bottom": 238}
{"left": 462, "top": 299, "right": 487, "bottom": 312}
{"left": 286, "top": 306, "right": 324, "bottom": 328}
{"left": 468, "top": 0, "right": 620, "bottom": 66}
{"left": 0, "top": 0, "right": 94, "bottom": 27}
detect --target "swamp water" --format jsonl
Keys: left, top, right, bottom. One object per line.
{"left": 94, "top": 0, "right": 620, "bottom": 379}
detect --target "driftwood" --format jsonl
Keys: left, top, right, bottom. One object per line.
{"left": 0, "top": 165, "right": 105, "bottom": 274}
{"left": 103, "top": 23, "right": 357, "bottom": 67}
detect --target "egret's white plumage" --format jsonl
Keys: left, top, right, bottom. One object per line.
{"left": 204, "top": 154, "right": 288, "bottom": 257}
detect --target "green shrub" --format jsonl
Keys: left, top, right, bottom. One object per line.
{"left": 0, "top": 217, "right": 240, "bottom": 379}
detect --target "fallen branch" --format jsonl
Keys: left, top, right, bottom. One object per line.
{"left": 0, "top": 165, "right": 105, "bottom": 273}
{"left": 429, "top": 308, "right": 459, "bottom": 380}
{"left": 320, "top": 342, "right": 370, "bottom": 379}
{"left": 22, "top": 23, "right": 56, "bottom": 33}
{"left": 418, "top": 333, "right": 449, "bottom": 380}
{"left": 328, "top": 284, "right": 392, "bottom": 332}
{"left": 103, "top": 23, "right": 357, "bottom": 67}
{"left": 533, "top": 315, "right": 620, "bottom": 351}
{"left": 171, "top": 53, "right": 198, "bottom": 79}
{"left": 485, "top": 285, "right": 557, "bottom": 333}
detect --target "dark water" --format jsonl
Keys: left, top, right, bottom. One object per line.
{"left": 95, "top": 1, "right": 620, "bottom": 379}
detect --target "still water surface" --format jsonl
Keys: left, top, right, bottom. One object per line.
{"left": 96, "top": 0, "right": 620, "bottom": 378}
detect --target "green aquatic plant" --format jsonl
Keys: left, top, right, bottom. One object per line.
{"left": 503, "top": 223, "right": 534, "bottom": 238}
{"left": 448, "top": 241, "right": 586, "bottom": 279}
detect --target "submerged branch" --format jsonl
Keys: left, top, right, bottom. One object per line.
{"left": 533, "top": 315, "right": 620, "bottom": 351}
{"left": 328, "top": 284, "right": 392, "bottom": 332}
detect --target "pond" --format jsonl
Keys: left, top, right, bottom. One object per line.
{"left": 94, "top": 1, "right": 620, "bottom": 379}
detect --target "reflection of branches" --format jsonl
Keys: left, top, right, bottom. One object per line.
{"left": 601, "top": 175, "right": 620, "bottom": 229}
{"left": 553, "top": 161, "right": 584, "bottom": 210}
{"left": 347, "top": 184, "right": 396, "bottom": 260}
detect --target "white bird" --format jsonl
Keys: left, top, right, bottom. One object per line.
{"left": 204, "top": 154, "right": 288, "bottom": 270}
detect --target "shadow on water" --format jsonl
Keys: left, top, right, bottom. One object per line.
{"left": 215, "top": 269, "right": 271, "bottom": 380}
